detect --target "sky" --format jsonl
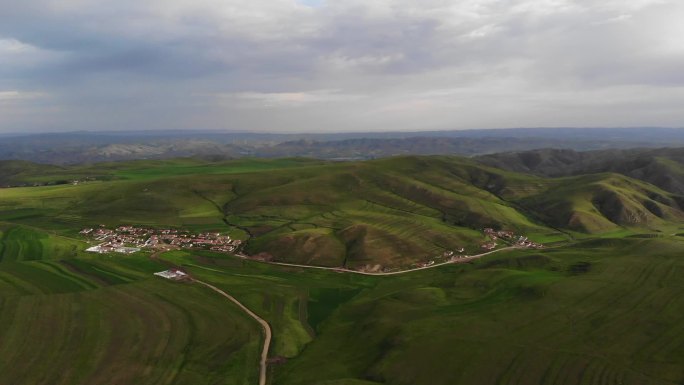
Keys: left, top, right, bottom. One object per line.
{"left": 0, "top": 0, "right": 683, "bottom": 133}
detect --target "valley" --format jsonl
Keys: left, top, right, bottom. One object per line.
{"left": 3, "top": 155, "right": 684, "bottom": 384}
{"left": 4, "top": 1, "right": 682, "bottom": 383}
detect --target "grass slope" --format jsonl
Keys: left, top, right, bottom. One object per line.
{"left": 476, "top": 147, "right": 684, "bottom": 196}
{"left": 159, "top": 236, "right": 684, "bottom": 385}
{"left": 3, "top": 156, "right": 684, "bottom": 268}
{"left": 2, "top": 155, "right": 684, "bottom": 384}
{"left": 5, "top": 234, "right": 684, "bottom": 384}
{"left": 518, "top": 173, "right": 684, "bottom": 233}
{"left": 0, "top": 232, "right": 262, "bottom": 385}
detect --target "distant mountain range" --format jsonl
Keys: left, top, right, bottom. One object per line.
{"left": 1, "top": 127, "right": 684, "bottom": 164}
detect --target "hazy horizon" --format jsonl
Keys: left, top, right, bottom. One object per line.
{"left": 3, "top": 126, "right": 684, "bottom": 137}
{"left": 2, "top": 0, "right": 683, "bottom": 133}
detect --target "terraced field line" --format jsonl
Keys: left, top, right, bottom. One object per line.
{"left": 260, "top": 246, "right": 516, "bottom": 276}
{"left": 192, "top": 278, "right": 272, "bottom": 385}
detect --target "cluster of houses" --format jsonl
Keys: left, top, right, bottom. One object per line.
{"left": 442, "top": 249, "right": 472, "bottom": 263}
{"left": 483, "top": 228, "right": 544, "bottom": 249}
{"left": 515, "top": 236, "right": 544, "bottom": 249}
{"left": 411, "top": 229, "right": 545, "bottom": 269}
{"left": 409, "top": 228, "right": 545, "bottom": 268}
{"left": 81, "top": 225, "right": 242, "bottom": 254}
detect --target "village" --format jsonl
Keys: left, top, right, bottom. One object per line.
{"left": 81, "top": 225, "right": 242, "bottom": 255}
{"left": 81, "top": 225, "right": 544, "bottom": 277}
{"left": 408, "top": 228, "right": 545, "bottom": 270}
{"left": 482, "top": 228, "right": 544, "bottom": 250}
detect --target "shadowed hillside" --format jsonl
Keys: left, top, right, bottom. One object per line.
{"left": 477, "top": 147, "right": 684, "bottom": 195}
{"left": 518, "top": 173, "right": 684, "bottom": 232}
{"left": 0, "top": 160, "right": 68, "bottom": 187}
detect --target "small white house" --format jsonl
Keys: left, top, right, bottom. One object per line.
{"left": 154, "top": 269, "right": 188, "bottom": 280}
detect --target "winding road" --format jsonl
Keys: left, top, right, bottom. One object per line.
{"left": 192, "top": 278, "right": 272, "bottom": 385}
{"left": 177, "top": 246, "right": 516, "bottom": 385}
{"left": 248, "top": 246, "right": 516, "bottom": 276}
{"left": 150, "top": 248, "right": 272, "bottom": 385}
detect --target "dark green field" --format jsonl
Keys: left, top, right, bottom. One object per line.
{"left": 2, "top": 156, "right": 684, "bottom": 384}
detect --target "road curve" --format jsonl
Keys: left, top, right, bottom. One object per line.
{"left": 260, "top": 246, "right": 516, "bottom": 276}
{"left": 186, "top": 246, "right": 513, "bottom": 385}
{"left": 192, "top": 278, "right": 272, "bottom": 385}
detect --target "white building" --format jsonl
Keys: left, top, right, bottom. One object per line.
{"left": 154, "top": 269, "right": 188, "bottom": 280}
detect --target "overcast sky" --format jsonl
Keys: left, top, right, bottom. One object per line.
{"left": 1, "top": 0, "right": 683, "bottom": 133}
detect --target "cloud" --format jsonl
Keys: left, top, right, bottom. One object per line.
{"left": 221, "top": 89, "right": 365, "bottom": 107}
{"left": 0, "top": 0, "right": 682, "bottom": 132}
{"left": 0, "top": 90, "right": 46, "bottom": 101}
{"left": 594, "top": 13, "right": 632, "bottom": 24}
{"left": 0, "top": 38, "right": 64, "bottom": 80}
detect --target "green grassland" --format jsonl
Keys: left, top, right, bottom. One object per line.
{"left": 3, "top": 156, "right": 684, "bottom": 384}
{"left": 5, "top": 155, "right": 683, "bottom": 268}
{"left": 153, "top": 237, "right": 684, "bottom": 385}
{"left": 4, "top": 226, "right": 684, "bottom": 384}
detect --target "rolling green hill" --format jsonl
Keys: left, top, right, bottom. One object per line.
{"left": 3, "top": 155, "right": 684, "bottom": 385}
{"left": 476, "top": 147, "right": 684, "bottom": 196}
{"left": 517, "top": 173, "right": 684, "bottom": 233}
{"left": 0, "top": 160, "right": 68, "bottom": 187}
{"left": 4, "top": 226, "right": 684, "bottom": 385}
{"left": 2, "top": 156, "right": 684, "bottom": 268}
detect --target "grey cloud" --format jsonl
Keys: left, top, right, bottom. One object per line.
{"left": 0, "top": 0, "right": 683, "bottom": 132}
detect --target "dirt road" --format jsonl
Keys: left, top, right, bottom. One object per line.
{"left": 192, "top": 279, "right": 272, "bottom": 385}
{"left": 156, "top": 246, "right": 513, "bottom": 385}
{"left": 250, "top": 246, "right": 515, "bottom": 276}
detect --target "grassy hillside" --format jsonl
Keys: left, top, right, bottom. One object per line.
{"left": 3, "top": 156, "right": 684, "bottom": 384}
{"left": 269, "top": 236, "right": 684, "bottom": 385}
{"left": 0, "top": 160, "right": 69, "bottom": 187}
{"left": 0, "top": 156, "right": 554, "bottom": 268}
{"left": 0, "top": 224, "right": 86, "bottom": 262}
{"left": 518, "top": 173, "right": 684, "bottom": 233}
{"left": 2, "top": 156, "right": 684, "bottom": 268}
{"left": 5, "top": 230, "right": 684, "bottom": 384}
{"left": 476, "top": 147, "right": 684, "bottom": 196}
{"left": 0, "top": 228, "right": 261, "bottom": 385}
